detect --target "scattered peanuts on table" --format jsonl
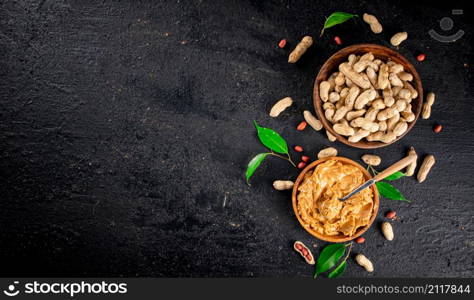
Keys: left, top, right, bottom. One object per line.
{"left": 273, "top": 180, "right": 294, "bottom": 191}
{"left": 363, "top": 13, "right": 383, "bottom": 34}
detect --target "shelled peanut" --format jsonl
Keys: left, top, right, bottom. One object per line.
{"left": 363, "top": 13, "right": 383, "bottom": 34}
{"left": 417, "top": 155, "right": 435, "bottom": 183}
{"left": 390, "top": 32, "right": 408, "bottom": 47}
{"left": 355, "top": 254, "right": 374, "bottom": 272}
{"left": 361, "top": 154, "right": 381, "bottom": 166}
{"left": 326, "top": 130, "right": 336, "bottom": 142}
{"left": 422, "top": 92, "right": 435, "bottom": 119}
{"left": 273, "top": 180, "right": 294, "bottom": 190}
{"left": 303, "top": 110, "right": 322, "bottom": 131}
{"left": 269, "top": 97, "right": 293, "bottom": 117}
{"left": 293, "top": 241, "right": 315, "bottom": 265}
{"left": 381, "top": 222, "right": 394, "bottom": 241}
{"left": 404, "top": 146, "right": 417, "bottom": 176}
{"left": 317, "top": 147, "right": 338, "bottom": 159}
{"left": 319, "top": 52, "right": 417, "bottom": 144}
{"left": 288, "top": 36, "right": 313, "bottom": 63}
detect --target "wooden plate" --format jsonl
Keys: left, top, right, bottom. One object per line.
{"left": 313, "top": 44, "right": 423, "bottom": 149}
{"left": 292, "top": 156, "right": 379, "bottom": 243}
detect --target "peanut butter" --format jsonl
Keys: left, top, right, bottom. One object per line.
{"left": 296, "top": 159, "right": 374, "bottom": 237}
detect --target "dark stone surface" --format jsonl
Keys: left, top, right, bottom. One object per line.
{"left": 0, "top": 0, "right": 472, "bottom": 277}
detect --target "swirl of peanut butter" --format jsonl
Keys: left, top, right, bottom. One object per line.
{"left": 297, "top": 159, "right": 374, "bottom": 237}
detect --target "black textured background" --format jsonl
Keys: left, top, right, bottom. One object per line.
{"left": 0, "top": 0, "right": 473, "bottom": 277}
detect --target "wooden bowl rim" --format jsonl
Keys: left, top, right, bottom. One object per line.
{"left": 313, "top": 43, "right": 423, "bottom": 149}
{"left": 291, "top": 156, "right": 379, "bottom": 243}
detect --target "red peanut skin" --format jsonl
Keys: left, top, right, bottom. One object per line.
{"left": 293, "top": 241, "right": 315, "bottom": 265}
{"left": 386, "top": 211, "right": 396, "bottom": 219}
{"left": 294, "top": 145, "right": 303, "bottom": 152}
{"left": 278, "top": 39, "right": 287, "bottom": 48}
{"left": 297, "top": 162, "right": 306, "bottom": 169}
{"left": 297, "top": 121, "right": 307, "bottom": 131}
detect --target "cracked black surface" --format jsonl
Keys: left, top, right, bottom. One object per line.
{"left": 0, "top": 0, "right": 473, "bottom": 277}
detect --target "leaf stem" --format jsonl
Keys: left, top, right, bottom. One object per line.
{"left": 286, "top": 154, "right": 297, "bottom": 168}
{"left": 368, "top": 165, "right": 378, "bottom": 175}
{"left": 269, "top": 152, "right": 296, "bottom": 168}
{"left": 342, "top": 242, "right": 353, "bottom": 262}
{"left": 269, "top": 152, "right": 286, "bottom": 160}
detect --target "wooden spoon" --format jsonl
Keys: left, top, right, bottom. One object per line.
{"left": 339, "top": 154, "right": 417, "bottom": 201}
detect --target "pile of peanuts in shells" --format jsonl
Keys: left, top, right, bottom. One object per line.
{"left": 268, "top": 12, "right": 438, "bottom": 273}
{"left": 320, "top": 52, "right": 420, "bottom": 144}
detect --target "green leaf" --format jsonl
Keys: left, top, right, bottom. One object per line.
{"left": 384, "top": 171, "right": 405, "bottom": 181}
{"left": 328, "top": 260, "right": 347, "bottom": 278}
{"left": 314, "top": 244, "right": 345, "bottom": 277}
{"left": 376, "top": 182, "right": 410, "bottom": 202}
{"left": 321, "top": 12, "right": 357, "bottom": 35}
{"left": 245, "top": 153, "right": 269, "bottom": 184}
{"left": 253, "top": 121, "right": 288, "bottom": 154}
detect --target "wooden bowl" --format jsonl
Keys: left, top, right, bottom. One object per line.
{"left": 291, "top": 156, "right": 379, "bottom": 243}
{"left": 313, "top": 44, "right": 423, "bottom": 149}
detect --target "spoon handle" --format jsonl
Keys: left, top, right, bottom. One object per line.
{"left": 373, "top": 154, "right": 417, "bottom": 182}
